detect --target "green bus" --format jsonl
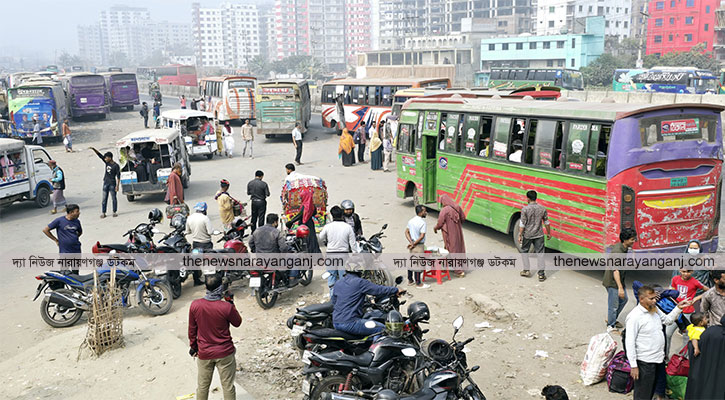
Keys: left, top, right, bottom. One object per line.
{"left": 488, "top": 68, "right": 584, "bottom": 91}
{"left": 256, "top": 80, "right": 311, "bottom": 139}
{"left": 396, "top": 97, "right": 723, "bottom": 253}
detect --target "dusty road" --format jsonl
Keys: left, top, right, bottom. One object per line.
{"left": 0, "top": 102, "right": 707, "bottom": 399}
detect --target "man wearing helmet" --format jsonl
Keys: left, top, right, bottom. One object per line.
{"left": 340, "top": 200, "right": 363, "bottom": 237}
{"left": 319, "top": 206, "right": 356, "bottom": 293}
{"left": 332, "top": 262, "right": 404, "bottom": 336}
{"left": 186, "top": 202, "right": 215, "bottom": 285}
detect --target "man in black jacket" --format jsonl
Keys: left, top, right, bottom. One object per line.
{"left": 341, "top": 200, "right": 363, "bottom": 237}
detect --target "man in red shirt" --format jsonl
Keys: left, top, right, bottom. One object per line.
{"left": 188, "top": 275, "right": 242, "bottom": 400}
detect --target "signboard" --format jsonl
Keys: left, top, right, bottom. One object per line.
{"left": 260, "top": 87, "right": 293, "bottom": 95}
{"left": 662, "top": 119, "right": 699, "bottom": 137}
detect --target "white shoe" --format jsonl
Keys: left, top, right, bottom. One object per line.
{"left": 416, "top": 283, "right": 431, "bottom": 289}
{"left": 607, "top": 326, "right": 620, "bottom": 334}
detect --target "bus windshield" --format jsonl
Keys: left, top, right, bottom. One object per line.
{"left": 695, "top": 78, "right": 718, "bottom": 93}
{"left": 229, "top": 80, "right": 255, "bottom": 89}
{"left": 71, "top": 75, "right": 104, "bottom": 87}
{"left": 563, "top": 71, "right": 584, "bottom": 90}
{"left": 639, "top": 114, "right": 717, "bottom": 146}
{"left": 110, "top": 74, "right": 136, "bottom": 83}
{"left": 9, "top": 87, "right": 52, "bottom": 100}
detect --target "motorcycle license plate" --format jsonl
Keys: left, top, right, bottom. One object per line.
{"left": 291, "top": 324, "right": 305, "bottom": 337}
{"left": 249, "top": 277, "right": 261, "bottom": 288}
{"left": 179, "top": 267, "right": 187, "bottom": 278}
{"left": 301, "top": 350, "right": 312, "bottom": 365}
{"left": 301, "top": 379, "right": 310, "bottom": 395}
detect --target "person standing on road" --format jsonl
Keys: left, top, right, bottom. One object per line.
{"left": 188, "top": 274, "right": 242, "bottom": 400}
{"left": 140, "top": 102, "right": 149, "bottom": 128}
{"left": 603, "top": 228, "right": 635, "bottom": 334}
{"left": 153, "top": 101, "right": 161, "bottom": 128}
{"left": 186, "top": 202, "right": 214, "bottom": 285}
{"left": 354, "top": 121, "right": 367, "bottom": 163}
{"left": 685, "top": 314, "right": 725, "bottom": 400}
{"left": 43, "top": 204, "right": 82, "bottom": 254}
{"left": 434, "top": 194, "right": 466, "bottom": 277}
{"left": 625, "top": 285, "right": 689, "bottom": 400}
{"left": 180, "top": 95, "right": 187, "bottom": 109}
{"left": 382, "top": 126, "right": 394, "bottom": 172}
{"left": 48, "top": 160, "right": 66, "bottom": 215}
{"left": 338, "top": 128, "right": 355, "bottom": 167}
{"left": 32, "top": 116, "right": 43, "bottom": 145}
{"left": 247, "top": 170, "right": 270, "bottom": 232}
{"left": 292, "top": 122, "right": 303, "bottom": 165}
{"left": 90, "top": 147, "right": 120, "bottom": 218}
{"left": 320, "top": 206, "right": 357, "bottom": 294}
{"left": 241, "top": 119, "right": 254, "bottom": 158}
{"left": 701, "top": 270, "right": 725, "bottom": 328}
{"left": 215, "top": 179, "right": 236, "bottom": 230}
{"left": 62, "top": 119, "right": 73, "bottom": 152}
{"left": 164, "top": 163, "right": 184, "bottom": 205}
{"left": 222, "top": 121, "right": 235, "bottom": 158}
{"left": 406, "top": 205, "right": 430, "bottom": 289}
{"left": 518, "top": 190, "right": 551, "bottom": 281}
{"left": 370, "top": 124, "right": 383, "bottom": 171}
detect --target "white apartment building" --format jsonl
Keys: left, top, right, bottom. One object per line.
{"left": 100, "top": 5, "right": 151, "bottom": 63}
{"left": 78, "top": 24, "right": 104, "bottom": 66}
{"left": 192, "top": 2, "right": 260, "bottom": 69}
{"left": 535, "top": 0, "right": 632, "bottom": 38}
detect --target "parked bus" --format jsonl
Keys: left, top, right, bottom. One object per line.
{"left": 320, "top": 77, "right": 451, "bottom": 132}
{"left": 395, "top": 97, "right": 722, "bottom": 253}
{"left": 59, "top": 73, "right": 109, "bottom": 119}
{"left": 199, "top": 76, "right": 257, "bottom": 122}
{"left": 487, "top": 68, "right": 584, "bottom": 91}
{"left": 256, "top": 80, "right": 311, "bottom": 138}
{"left": 7, "top": 81, "right": 69, "bottom": 140}
{"left": 613, "top": 67, "right": 719, "bottom": 94}
{"left": 138, "top": 65, "right": 197, "bottom": 87}
{"left": 101, "top": 72, "right": 140, "bottom": 111}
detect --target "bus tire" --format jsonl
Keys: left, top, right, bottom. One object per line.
{"left": 265, "top": 134, "right": 273, "bottom": 139}
{"left": 511, "top": 217, "right": 524, "bottom": 252}
{"left": 98, "top": 114, "right": 106, "bottom": 120}
{"left": 35, "top": 186, "right": 51, "bottom": 208}
{"left": 413, "top": 189, "right": 421, "bottom": 207}
{"left": 206, "top": 153, "right": 214, "bottom": 160}
{"left": 126, "top": 106, "right": 133, "bottom": 111}
{"left": 127, "top": 195, "right": 136, "bottom": 202}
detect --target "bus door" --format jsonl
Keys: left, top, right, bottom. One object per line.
{"left": 419, "top": 112, "right": 437, "bottom": 204}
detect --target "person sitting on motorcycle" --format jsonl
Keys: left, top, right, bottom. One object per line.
{"left": 341, "top": 200, "right": 363, "bottom": 237}
{"left": 320, "top": 205, "right": 356, "bottom": 294}
{"left": 248, "top": 214, "right": 299, "bottom": 286}
{"left": 186, "top": 202, "right": 214, "bottom": 285}
{"left": 332, "top": 262, "right": 404, "bottom": 336}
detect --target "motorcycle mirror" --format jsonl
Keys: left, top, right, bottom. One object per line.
{"left": 401, "top": 348, "right": 417, "bottom": 357}
{"left": 471, "top": 365, "right": 480, "bottom": 372}
{"left": 382, "top": 224, "right": 388, "bottom": 230}
{"left": 453, "top": 316, "right": 464, "bottom": 331}
{"left": 394, "top": 276, "right": 404, "bottom": 285}
{"left": 364, "top": 321, "right": 377, "bottom": 329}
{"left": 321, "top": 271, "right": 331, "bottom": 280}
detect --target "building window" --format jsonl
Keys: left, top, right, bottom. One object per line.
{"left": 578, "top": 5, "right": 583, "bottom": 11}
{"left": 548, "top": 20, "right": 555, "bottom": 27}
{"left": 557, "top": 40, "right": 564, "bottom": 48}
{"left": 530, "top": 42, "right": 537, "bottom": 49}
{"left": 557, "top": 59, "right": 565, "bottom": 67}
{"left": 654, "top": 35, "right": 662, "bottom": 43}
{"left": 502, "top": 43, "right": 509, "bottom": 50}
{"left": 543, "top": 41, "right": 551, "bottom": 49}
{"left": 547, "top": 60, "right": 554, "bottom": 67}
{"left": 656, "top": 1, "right": 664, "bottom": 9}
{"left": 705, "top": 23, "right": 709, "bottom": 31}
{"left": 670, "top": 0, "right": 675, "bottom": 6}
{"left": 549, "top": 6, "right": 555, "bottom": 12}
{"left": 685, "top": 33, "right": 693, "bottom": 41}
{"left": 516, "top": 42, "right": 523, "bottom": 49}
{"left": 605, "top": 20, "right": 610, "bottom": 27}
{"left": 706, "top": 5, "right": 711, "bottom": 12}
{"left": 686, "top": 0, "right": 694, "bottom": 6}
{"left": 655, "top": 18, "right": 663, "bottom": 26}
{"left": 670, "top": 17, "right": 675, "bottom": 24}
{"left": 624, "top": 21, "right": 629, "bottom": 28}
{"left": 489, "top": 43, "right": 495, "bottom": 50}
{"left": 685, "top": 16, "right": 693, "bottom": 24}
{"left": 572, "top": 38, "right": 576, "bottom": 48}
{"left": 571, "top": 58, "right": 575, "bottom": 67}
{"left": 669, "top": 34, "right": 674, "bottom": 41}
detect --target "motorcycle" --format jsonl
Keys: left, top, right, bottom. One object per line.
{"left": 196, "top": 216, "right": 251, "bottom": 286}
{"left": 356, "top": 224, "right": 392, "bottom": 286}
{"left": 92, "top": 209, "right": 164, "bottom": 254}
{"left": 33, "top": 264, "right": 173, "bottom": 328}
{"left": 153, "top": 214, "right": 192, "bottom": 298}
{"left": 248, "top": 225, "right": 313, "bottom": 309}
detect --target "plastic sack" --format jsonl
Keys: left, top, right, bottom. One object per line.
{"left": 580, "top": 332, "right": 618, "bottom": 385}
{"left": 666, "top": 374, "right": 687, "bottom": 400}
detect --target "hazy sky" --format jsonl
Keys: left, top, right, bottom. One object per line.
{"left": 0, "top": 0, "right": 266, "bottom": 60}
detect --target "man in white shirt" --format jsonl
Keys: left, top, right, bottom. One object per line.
{"left": 185, "top": 202, "right": 215, "bottom": 285}
{"left": 405, "top": 205, "right": 430, "bottom": 289}
{"left": 292, "top": 122, "right": 303, "bottom": 165}
{"left": 625, "top": 285, "right": 691, "bottom": 400}
{"left": 319, "top": 206, "right": 357, "bottom": 293}
{"left": 508, "top": 140, "right": 523, "bottom": 163}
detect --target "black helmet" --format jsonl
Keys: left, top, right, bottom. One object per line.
{"left": 171, "top": 214, "right": 186, "bottom": 229}
{"left": 422, "top": 339, "right": 454, "bottom": 364}
{"left": 148, "top": 208, "right": 163, "bottom": 223}
{"left": 341, "top": 199, "right": 354, "bottom": 211}
{"left": 385, "top": 310, "right": 404, "bottom": 338}
{"left": 407, "top": 301, "right": 430, "bottom": 324}
{"left": 374, "top": 390, "right": 398, "bottom": 400}
{"left": 232, "top": 216, "right": 246, "bottom": 230}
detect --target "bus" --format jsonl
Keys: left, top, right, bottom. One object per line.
{"left": 256, "top": 80, "right": 311, "bottom": 139}
{"left": 7, "top": 81, "right": 69, "bottom": 140}
{"left": 58, "top": 73, "right": 109, "bottom": 119}
{"left": 199, "top": 76, "right": 257, "bottom": 122}
{"left": 487, "top": 68, "right": 584, "bottom": 91}
{"left": 9, "top": 72, "right": 37, "bottom": 88}
{"left": 137, "top": 65, "right": 197, "bottom": 87}
{"left": 101, "top": 72, "right": 140, "bottom": 111}
{"left": 395, "top": 97, "right": 722, "bottom": 253}
{"left": 320, "top": 77, "right": 451, "bottom": 132}
{"left": 613, "top": 67, "right": 719, "bottom": 94}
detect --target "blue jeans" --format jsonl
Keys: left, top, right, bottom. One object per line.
{"left": 334, "top": 319, "right": 384, "bottom": 337}
{"left": 102, "top": 182, "right": 117, "bottom": 213}
{"left": 607, "top": 287, "right": 628, "bottom": 327}
{"left": 327, "top": 269, "right": 341, "bottom": 294}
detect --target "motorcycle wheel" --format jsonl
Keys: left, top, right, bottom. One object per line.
{"left": 40, "top": 289, "right": 84, "bottom": 328}
{"left": 299, "top": 270, "right": 313, "bottom": 286}
{"left": 167, "top": 274, "right": 182, "bottom": 299}
{"left": 310, "top": 375, "right": 357, "bottom": 400}
{"left": 363, "top": 268, "right": 392, "bottom": 286}
{"left": 255, "top": 276, "right": 278, "bottom": 309}
{"left": 137, "top": 281, "right": 173, "bottom": 315}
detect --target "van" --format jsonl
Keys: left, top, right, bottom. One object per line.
{"left": 0, "top": 138, "right": 54, "bottom": 208}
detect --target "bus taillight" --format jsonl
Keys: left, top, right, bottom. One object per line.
{"left": 621, "top": 186, "right": 635, "bottom": 230}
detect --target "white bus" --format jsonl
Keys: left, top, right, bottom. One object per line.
{"left": 199, "top": 76, "right": 257, "bottom": 122}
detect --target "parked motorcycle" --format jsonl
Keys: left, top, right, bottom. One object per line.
{"left": 196, "top": 216, "right": 251, "bottom": 286}
{"left": 33, "top": 264, "right": 173, "bottom": 328}
{"left": 153, "top": 214, "right": 192, "bottom": 298}
{"left": 249, "top": 225, "right": 313, "bottom": 309}
{"left": 92, "top": 209, "right": 164, "bottom": 254}
{"left": 356, "top": 224, "right": 392, "bottom": 286}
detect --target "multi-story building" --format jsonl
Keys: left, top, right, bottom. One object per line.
{"left": 379, "top": 0, "right": 533, "bottom": 50}
{"left": 535, "top": 0, "right": 632, "bottom": 38}
{"left": 271, "top": 0, "right": 310, "bottom": 60}
{"left": 192, "top": 2, "right": 260, "bottom": 69}
{"left": 715, "top": 1, "right": 725, "bottom": 61}
{"left": 646, "top": 0, "right": 718, "bottom": 56}
{"left": 345, "top": 0, "right": 373, "bottom": 63}
{"left": 78, "top": 24, "right": 105, "bottom": 66}
{"left": 480, "top": 15, "right": 605, "bottom": 69}
{"left": 630, "top": 0, "right": 649, "bottom": 39}
{"left": 309, "top": 0, "right": 347, "bottom": 68}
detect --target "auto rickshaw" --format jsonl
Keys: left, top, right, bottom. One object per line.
{"left": 281, "top": 173, "right": 328, "bottom": 233}
{"left": 149, "top": 82, "right": 163, "bottom": 103}
{"left": 160, "top": 109, "right": 219, "bottom": 160}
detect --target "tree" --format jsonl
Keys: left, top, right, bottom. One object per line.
{"left": 580, "top": 53, "right": 628, "bottom": 87}
{"left": 643, "top": 44, "right": 721, "bottom": 71}
{"left": 57, "top": 52, "right": 83, "bottom": 68}
{"left": 248, "top": 55, "right": 270, "bottom": 78}
{"left": 108, "top": 51, "right": 129, "bottom": 68}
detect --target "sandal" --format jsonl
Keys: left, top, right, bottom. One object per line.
{"left": 520, "top": 270, "right": 531, "bottom": 277}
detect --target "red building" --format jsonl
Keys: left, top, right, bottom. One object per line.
{"left": 646, "top": 0, "right": 718, "bottom": 56}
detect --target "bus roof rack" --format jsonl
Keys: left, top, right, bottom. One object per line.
{"left": 602, "top": 98, "right": 616, "bottom": 103}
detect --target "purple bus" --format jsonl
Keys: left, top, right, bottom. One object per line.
{"left": 102, "top": 72, "right": 139, "bottom": 111}
{"left": 60, "top": 73, "right": 109, "bottom": 119}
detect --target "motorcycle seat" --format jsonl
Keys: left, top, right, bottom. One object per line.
{"left": 399, "top": 388, "right": 438, "bottom": 400}
{"left": 315, "top": 349, "right": 374, "bottom": 367}
{"left": 101, "top": 243, "right": 129, "bottom": 252}
{"left": 298, "top": 302, "right": 334, "bottom": 314}
{"left": 306, "top": 327, "right": 371, "bottom": 341}
{"left": 66, "top": 273, "right": 97, "bottom": 283}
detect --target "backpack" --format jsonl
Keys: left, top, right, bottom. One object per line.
{"left": 606, "top": 351, "right": 634, "bottom": 394}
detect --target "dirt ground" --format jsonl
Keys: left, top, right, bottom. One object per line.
{"left": 0, "top": 97, "right": 702, "bottom": 399}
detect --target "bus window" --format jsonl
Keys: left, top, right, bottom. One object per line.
{"left": 456, "top": 115, "right": 465, "bottom": 153}
{"left": 477, "top": 117, "right": 493, "bottom": 157}
{"left": 398, "top": 124, "right": 412, "bottom": 153}
{"left": 535, "top": 70, "right": 547, "bottom": 80}
{"left": 425, "top": 111, "right": 438, "bottom": 131}
{"left": 639, "top": 114, "right": 717, "bottom": 146}
{"left": 546, "top": 70, "right": 557, "bottom": 81}
{"left": 368, "top": 86, "right": 378, "bottom": 105}
{"left": 533, "top": 120, "right": 557, "bottom": 167}
{"left": 566, "top": 122, "right": 590, "bottom": 172}
{"left": 438, "top": 113, "right": 448, "bottom": 151}
{"left": 416, "top": 113, "right": 424, "bottom": 149}
{"left": 553, "top": 122, "right": 565, "bottom": 169}
{"left": 381, "top": 86, "right": 392, "bottom": 106}
{"left": 595, "top": 125, "right": 611, "bottom": 176}
{"left": 514, "top": 69, "right": 528, "bottom": 80}
{"left": 587, "top": 124, "right": 608, "bottom": 176}
{"left": 524, "top": 119, "right": 538, "bottom": 164}
{"left": 463, "top": 115, "right": 481, "bottom": 156}
{"left": 351, "top": 86, "right": 363, "bottom": 104}
{"left": 490, "top": 70, "right": 501, "bottom": 80}
{"left": 321, "top": 86, "right": 333, "bottom": 103}
{"left": 492, "top": 117, "right": 512, "bottom": 159}
{"left": 443, "top": 114, "right": 460, "bottom": 153}
{"left": 344, "top": 86, "right": 352, "bottom": 104}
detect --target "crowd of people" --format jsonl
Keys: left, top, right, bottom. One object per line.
{"left": 338, "top": 120, "right": 395, "bottom": 172}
